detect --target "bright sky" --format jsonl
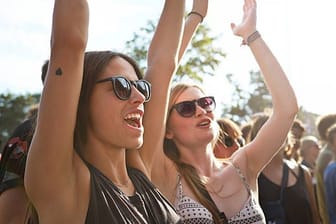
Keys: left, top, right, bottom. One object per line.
{"left": 0, "top": 0, "right": 335, "bottom": 116}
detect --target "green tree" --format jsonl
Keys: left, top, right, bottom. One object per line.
{"left": 220, "top": 71, "right": 320, "bottom": 136}
{"left": 247, "top": 70, "right": 272, "bottom": 113}
{"left": 221, "top": 70, "right": 272, "bottom": 124}
{"left": 124, "top": 21, "right": 226, "bottom": 82}
{"left": 0, "top": 93, "right": 40, "bottom": 150}
{"left": 124, "top": 19, "right": 275, "bottom": 125}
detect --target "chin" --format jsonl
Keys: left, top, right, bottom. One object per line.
{"left": 128, "top": 139, "right": 143, "bottom": 150}
{"left": 206, "top": 132, "right": 216, "bottom": 142}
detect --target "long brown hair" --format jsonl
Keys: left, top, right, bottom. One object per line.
{"left": 74, "top": 51, "right": 143, "bottom": 152}
{"left": 164, "top": 83, "right": 222, "bottom": 224}
{"left": 27, "top": 51, "right": 143, "bottom": 223}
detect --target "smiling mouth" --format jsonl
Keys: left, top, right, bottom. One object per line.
{"left": 124, "top": 113, "right": 141, "bottom": 128}
{"left": 197, "top": 119, "right": 211, "bottom": 127}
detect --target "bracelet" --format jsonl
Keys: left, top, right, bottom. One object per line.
{"left": 187, "top": 11, "right": 204, "bottom": 23}
{"left": 241, "top": 31, "right": 261, "bottom": 46}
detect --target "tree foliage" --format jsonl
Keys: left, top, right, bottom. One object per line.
{"left": 175, "top": 25, "right": 225, "bottom": 83}
{"left": 0, "top": 19, "right": 319, "bottom": 151}
{"left": 221, "top": 70, "right": 272, "bottom": 124}
{"left": 123, "top": 19, "right": 276, "bottom": 125}
{"left": 124, "top": 21, "right": 226, "bottom": 83}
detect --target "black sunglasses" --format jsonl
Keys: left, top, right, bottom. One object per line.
{"left": 96, "top": 76, "right": 151, "bottom": 102}
{"left": 222, "top": 133, "right": 234, "bottom": 147}
{"left": 170, "top": 96, "right": 216, "bottom": 118}
{"left": 221, "top": 133, "right": 245, "bottom": 148}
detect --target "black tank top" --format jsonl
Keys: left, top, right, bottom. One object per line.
{"left": 258, "top": 164, "right": 312, "bottom": 224}
{"left": 85, "top": 163, "right": 181, "bottom": 224}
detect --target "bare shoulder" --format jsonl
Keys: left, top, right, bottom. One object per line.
{"left": 284, "top": 159, "right": 311, "bottom": 177}
{"left": 230, "top": 148, "right": 249, "bottom": 177}
{"left": 284, "top": 159, "right": 298, "bottom": 169}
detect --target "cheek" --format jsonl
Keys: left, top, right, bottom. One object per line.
{"left": 90, "top": 96, "right": 107, "bottom": 122}
{"left": 89, "top": 93, "right": 120, "bottom": 131}
{"left": 88, "top": 101, "right": 108, "bottom": 134}
{"left": 172, "top": 117, "right": 193, "bottom": 131}
{"left": 313, "top": 149, "right": 320, "bottom": 157}
{"left": 214, "top": 144, "right": 234, "bottom": 158}
{"left": 332, "top": 139, "right": 336, "bottom": 147}
{"left": 167, "top": 116, "right": 192, "bottom": 137}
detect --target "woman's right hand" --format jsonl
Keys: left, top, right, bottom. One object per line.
{"left": 230, "top": 0, "right": 257, "bottom": 42}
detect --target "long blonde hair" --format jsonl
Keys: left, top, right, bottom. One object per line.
{"left": 164, "top": 83, "right": 222, "bottom": 223}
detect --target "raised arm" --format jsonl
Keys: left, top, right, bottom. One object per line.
{"left": 126, "top": 0, "right": 185, "bottom": 175}
{"left": 230, "top": 0, "right": 298, "bottom": 177}
{"left": 178, "top": 0, "right": 208, "bottom": 61}
{"left": 130, "top": 0, "right": 208, "bottom": 177}
{"left": 25, "top": 0, "right": 89, "bottom": 217}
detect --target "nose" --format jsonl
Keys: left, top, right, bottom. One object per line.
{"left": 194, "top": 103, "right": 207, "bottom": 117}
{"left": 130, "top": 85, "right": 146, "bottom": 104}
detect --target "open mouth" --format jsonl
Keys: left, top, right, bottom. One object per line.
{"left": 124, "top": 113, "right": 141, "bottom": 128}
{"left": 197, "top": 119, "right": 211, "bottom": 127}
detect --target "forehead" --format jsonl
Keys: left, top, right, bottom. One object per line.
{"left": 303, "top": 140, "right": 319, "bottom": 148}
{"left": 176, "top": 87, "right": 205, "bottom": 103}
{"left": 101, "top": 56, "right": 138, "bottom": 80}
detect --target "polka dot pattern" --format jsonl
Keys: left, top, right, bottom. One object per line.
{"left": 226, "top": 195, "right": 265, "bottom": 224}
{"left": 177, "top": 196, "right": 214, "bottom": 224}
{"left": 175, "top": 162, "right": 267, "bottom": 224}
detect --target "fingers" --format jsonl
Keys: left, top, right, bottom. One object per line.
{"left": 230, "top": 0, "right": 257, "bottom": 39}
{"left": 244, "top": 0, "right": 256, "bottom": 9}
{"left": 244, "top": 0, "right": 257, "bottom": 12}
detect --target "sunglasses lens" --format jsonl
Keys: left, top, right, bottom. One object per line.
{"left": 172, "top": 96, "right": 215, "bottom": 118}
{"left": 136, "top": 81, "right": 151, "bottom": 102}
{"left": 175, "top": 102, "right": 196, "bottom": 117}
{"left": 114, "top": 77, "right": 131, "bottom": 100}
{"left": 224, "top": 135, "right": 234, "bottom": 147}
{"left": 198, "top": 97, "right": 215, "bottom": 112}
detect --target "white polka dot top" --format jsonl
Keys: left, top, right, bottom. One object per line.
{"left": 174, "top": 162, "right": 266, "bottom": 224}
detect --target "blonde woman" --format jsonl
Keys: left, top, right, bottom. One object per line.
{"left": 131, "top": 0, "right": 299, "bottom": 223}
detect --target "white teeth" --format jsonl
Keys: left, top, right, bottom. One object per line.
{"left": 124, "top": 113, "right": 141, "bottom": 128}
{"left": 199, "top": 121, "right": 209, "bottom": 126}
{"left": 124, "top": 113, "right": 141, "bottom": 120}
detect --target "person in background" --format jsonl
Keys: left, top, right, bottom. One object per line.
{"left": 240, "top": 122, "right": 252, "bottom": 144}
{"left": 0, "top": 105, "right": 37, "bottom": 224}
{"left": 323, "top": 124, "right": 336, "bottom": 224}
{"left": 299, "top": 135, "right": 321, "bottom": 177}
{"left": 133, "top": 0, "right": 299, "bottom": 222}
{"left": 240, "top": 112, "right": 266, "bottom": 145}
{"left": 315, "top": 113, "right": 336, "bottom": 224}
{"left": 255, "top": 114, "right": 320, "bottom": 224}
{"left": 0, "top": 61, "right": 47, "bottom": 224}
{"left": 24, "top": 0, "right": 201, "bottom": 223}
{"left": 285, "top": 118, "right": 306, "bottom": 162}
{"left": 299, "top": 135, "right": 322, "bottom": 223}
{"left": 214, "top": 117, "right": 244, "bottom": 159}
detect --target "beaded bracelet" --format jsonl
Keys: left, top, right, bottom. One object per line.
{"left": 241, "top": 31, "right": 261, "bottom": 46}
{"left": 187, "top": 11, "right": 204, "bottom": 23}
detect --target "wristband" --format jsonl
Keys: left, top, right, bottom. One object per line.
{"left": 241, "top": 31, "right": 261, "bottom": 46}
{"left": 187, "top": 11, "right": 204, "bottom": 23}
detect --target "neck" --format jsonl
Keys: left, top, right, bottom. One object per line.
{"left": 82, "top": 141, "right": 129, "bottom": 183}
{"left": 179, "top": 144, "right": 220, "bottom": 177}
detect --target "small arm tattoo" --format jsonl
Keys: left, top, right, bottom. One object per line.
{"left": 55, "top": 67, "right": 63, "bottom": 76}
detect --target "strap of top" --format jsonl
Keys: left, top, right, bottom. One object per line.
{"left": 176, "top": 173, "right": 228, "bottom": 223}
{"left": 176, "top": 174, "right": 183, "bottom": 201}
{"left": 280, "top": 162, "right": 289, "bottom": 202}
{"left": 224, "top": 159, "right": 251, "bottom": 194}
